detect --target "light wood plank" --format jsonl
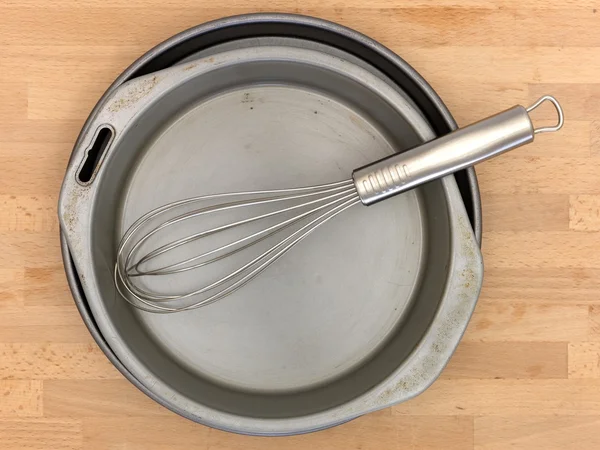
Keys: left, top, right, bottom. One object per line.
{"left": 514, "top": 120, "right": 588, "bottom": 158}
{"left": 592, "top": 121, "right": 600, "bottom": 156}
{"left": 0, "top": 306, "right": 93, "bottom": 343}
{"left": 477, "top": 156, "right": 600, "bottom": 195}
{"left": 206, "top": 415, "right": 472, "bottom": 450}
{"left": 589, "top": 306, "right": 600, "bottom": 339}
{"left": 482, "top": 231, "right": 600, "bottom": 268}
{"left": 0, "top": 419, "right": 82, "bottom": 450}
{"left": 464, "top": 302, "right": 589, "bottom": 342}
{"left": 393, "top": 380, "right": 600, "bottom": 415}
{"left": 0, "top": 326, "right": 94, "bottom": 344}
{"left": 300, "top": 9, "right": 600, "bottom": 49}
{"left": 44, "top": 380, "right": 171, "bottom": 417}
{"left": 0, "top": 143, "right": 71, "bottom": 195}
{"left": 570, "top": 195, "right": 600, "bottom": 231}
{"left": 0, "top": 8, "right": 228, "bottom": 46}
{"left": 0, "top": 381, "right": 42, "bottom": 417}
{"left": 2, "top": 8, "right": 600, "bottom": 48}
{"left": 27, "top": 82, "right": 110, "bottom": 121}
{"left": 23, "top": 266, "right": 72, "bottom": 307}
{"left": 529, "top": 84, "right": 600, "bottom": 121}
{"left": 0, "top": 344, "right": 119, "bottom": 380}
{"left": 480, "top": 267, "right": 600, "bottom": 304}
{"left": 0, "top": 269, "right": 24, "bottom": 308}
{"left": 0, "top": 306, "right": 83, "bottom": 328}
{"left": 1, "top": 0, "right": 598, "bottom": 8}
{"left": 81, "top": 414, "right": 468, "bottom": 450}
{"left": 441, "top": 342, "right": 567, "bottom": 379}
{"left": 569, "top": 343, "right": 600, "bottom": 379}
{"left": 0, "top": 120, "right": 82, "bottom": 144}
{"left": 3, "top": 45, "right": 147, "bottom": 87}
{"left": 7, "top": 0, "right": 600, "bottom": 7}
{"left": 0, "top": 196, "right": 58, "bottom": 232}
{"left": 0, "top": 82, "right": 27, "bottom": 121}
{"left": 525, "top": 120, "right": 589, "bottom": 158}
{"left": 396, "top": 47, "right": 600, "bottom": 84}
{"left": 0, "top": 232, "right": 62, "bottom": 267}
{"left": 482, "top": 194, "right": 568, "bottom": 232}
{"left": 474, "top": 416, "right": 600, "bottom": 450}
{"left": 83, "top": 416, "right": 210, "bottom": 450}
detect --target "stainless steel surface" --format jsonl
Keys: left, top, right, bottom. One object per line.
{"left": 353, "top": 96, "right": 564, "bottom": 205}
{"left": 59, "top": 14, "right": 484, "bottom": 436}
{"left": 117, "top": 95, "right": 562, "bottom": 311}
{"left": 527, "top": 95, "right": 565, "bottom": 134}
{"left": 116, "top": 180, "right": 361, "bottom": 312}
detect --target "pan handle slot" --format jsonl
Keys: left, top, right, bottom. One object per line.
{"left": 77, "top": 125, "right": 114, "bottom": 184}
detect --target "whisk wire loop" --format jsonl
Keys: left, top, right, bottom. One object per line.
{"left": 114, "top": 180, "right": 360, "bottom": 313}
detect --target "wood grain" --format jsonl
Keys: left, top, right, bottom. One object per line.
{"left": 464, "top": 303, "right": 589, "bottom": 341}
{"left": 592, "top": 121, "right": 600, "bottom": 156}
{"left": 0, "top": 381, "right": 42, "bottom": 417}
{"left": 441, "top": 342, "right": 568, "bottom": 379}
{"left": 482, "top": 194, "right": 569, "bottom": 232}
{"left": 474, "top": 416, "right": 600, "bottom": 450}
{"left": 480, "top": 267, "right": 600, "bottom": 304}
{"left": 0, "top": 306, "right": 94, "bottom": 343}
{"left": 393, "top": 380, "right": 600, "bottom": 415}
{"left": 0, "top": 83, "right": 27, "bottom": 121}
{"left": 0, "top": 196, "right": 59, "bottom": 232}
{"left": 0, "top": 419, "right": 82, "bottom": 450}
{"left": 44, "top": 380, "right": 173, "bottom": 418}
{"left": 82, "top": 414, "right": 473, "bottom": 450}
{"left": 569, "top": 343, "right": 600, "bottom": 378}
{"left": 0, "top": 0, "right": 599, "bottom": 448}
{"left": 477, "top": 157, "right": 600, "bottom": 195}
{"left": 23, "top": 266, "right": 73, "bottom": 306}
{"left": 0, "top": 344, "right": 119, "bottom": 380}
{"left": 0, "top": 144, "right": 71, "bottom": 195}
{"left": 0, "top": 120, "right": 82, "bottom": 143}
{"left": 0, "top": 269, "right": 24, "bottom": 307}
{"left": 570, "top": 195, "right": 600, "bottom": 231}
{"left": 3, "top": 0, "right": 599, "bottom": 7}
{"left": 529, "top": 84, "right": 600, "bottom": 121}
{"left": 483, "top": 231, "right": 600, "bottom": 267}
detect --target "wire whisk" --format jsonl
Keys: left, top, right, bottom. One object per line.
{"left": 115, "top": 180, "right": 361, "bottom": 312}
{"left": 115, "top": 95, "right": 563, "bottom": 313}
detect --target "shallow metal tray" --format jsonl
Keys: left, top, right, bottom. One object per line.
{"left": 60, "top": 14, "right": 483, "bottom": 436}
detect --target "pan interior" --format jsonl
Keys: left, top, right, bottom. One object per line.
{"left": 90, "top": 46, "right": 451, "bottom": 418}
{"left": 121, "top": 84, "right": 424, "bottom": 393}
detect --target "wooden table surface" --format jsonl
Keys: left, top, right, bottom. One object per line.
{"left": 1, "top": 0, "right": 599, "bottom": 448}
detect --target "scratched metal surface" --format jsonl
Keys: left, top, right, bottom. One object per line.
{"left": 58, "top": 29, "right": 483, "bottom": 435}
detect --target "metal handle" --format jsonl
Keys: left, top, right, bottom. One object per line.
{"left": 352, "top": 95, "right": 564, "bottom": 205}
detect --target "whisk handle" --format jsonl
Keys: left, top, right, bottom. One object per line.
{"left": 352, "top": 95, "right": 563, "bottom": 206}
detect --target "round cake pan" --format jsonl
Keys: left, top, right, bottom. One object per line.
{"left": 60, "top": 14, "right": 483, "bottom": 435}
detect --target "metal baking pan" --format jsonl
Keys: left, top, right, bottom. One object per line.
{"left": 60, "top": 14, "right": 482, "bottom": 435}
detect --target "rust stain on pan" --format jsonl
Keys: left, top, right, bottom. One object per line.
{"left": 108, "top": 75, "right": 160, "bottom": 112}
